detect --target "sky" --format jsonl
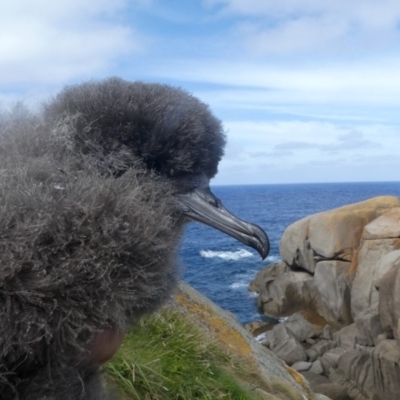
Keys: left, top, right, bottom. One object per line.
{"left": 1, "top": 0, "right": 400, "bottom": 185}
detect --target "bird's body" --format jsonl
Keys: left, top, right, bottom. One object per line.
{"left": 0, "top": 78, "right": 269, "bottom": 399}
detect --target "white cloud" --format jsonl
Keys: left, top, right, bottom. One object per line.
{"left": 223, "top": 120, "right": 395, "bottom": 154}
{"left": 205, "top": 0, "right": 400, "bottom": 27}
{"left": 0, "top": 0, "right": 141, "bottom": 90}
{"left": 147, "top": 59, "right": 400, "bottom": 123}
{"left": 211, "top": 119, "right": 399, "bottom": 184}
{"left": 1, "top": 0, "right": 127, "bottom": 20}
{"left": 0, "top": 0, "right": 399, "bottom": 184}
{"left": 204, "top": 0, "right": 400, "bottom": 57}
{"left": 238, "top": 15, "right": 350, "bottom": 56}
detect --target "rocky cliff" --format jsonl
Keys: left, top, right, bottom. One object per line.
{"left": 249, "top": 196, "right": 400, "bottom": 400}
{"left": 172, "top": 282, "right": 330, "bottom": 399}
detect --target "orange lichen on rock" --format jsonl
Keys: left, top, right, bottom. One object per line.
{"left": 175, "top": 292, "right": 253, "bottom": 357}
{"left": 347, "top": 246, "right": 360, "bottom": 279}
{"left": 286, "top": 367, "right": 314, "bottom": 400}
{"left": 173, "top": 283, "right": 317, "bottom": 399}
{"left": 299, "top": 309, "right": 327, "bottom": 328}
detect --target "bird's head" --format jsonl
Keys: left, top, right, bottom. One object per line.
{"left": 45, "top": 77, "right": 269, "bottom": 259}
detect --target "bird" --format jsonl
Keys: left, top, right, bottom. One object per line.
{"left": 0, "top": 77, "right": 269, "bottom": 400}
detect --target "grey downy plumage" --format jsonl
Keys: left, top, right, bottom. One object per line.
{"left": 0, "top": 77, "right": 269, "bottom": 399}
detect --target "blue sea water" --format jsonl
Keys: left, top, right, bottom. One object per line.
{"left": 180, "top": 181, "right": 400, "bottom": 325}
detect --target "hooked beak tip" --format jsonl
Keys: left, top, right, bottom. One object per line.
{"left": 250, "top": 224, "right": 270, "bottom": 260}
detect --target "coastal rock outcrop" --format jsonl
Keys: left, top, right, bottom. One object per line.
{"left": 249, "top": 195, "right": 400, "bottom": 400}
{"left": 280, "top": 196, "right": 400, "bottom": 274}
{"left": 171, "top": 282, "right": 316, "bottom": 399}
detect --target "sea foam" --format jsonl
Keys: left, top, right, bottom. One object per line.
{"left": 229, "top": 282, "right": 248, "bottom": 289}
{"left": 199, "top": 248, "right": 254, "bottom": 260}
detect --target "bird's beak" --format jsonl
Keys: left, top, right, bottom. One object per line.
{"left": 176, "top": 187, "right": 270, "bottom": 260}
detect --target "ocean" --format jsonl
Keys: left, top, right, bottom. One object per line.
{"left": 180, "top": 181, "right": 400, "bottom": 325}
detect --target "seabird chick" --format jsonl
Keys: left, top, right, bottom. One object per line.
{"left": 0, "top": 77, "right": 269, "bottom": 399}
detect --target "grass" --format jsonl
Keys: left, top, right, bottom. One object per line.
{"left": 103, "top": 307, "right": 305, "bottom": 400}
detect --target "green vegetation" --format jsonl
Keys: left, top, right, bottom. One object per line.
{"left": 103, "top": 307, "right": 304, "bottom": 400}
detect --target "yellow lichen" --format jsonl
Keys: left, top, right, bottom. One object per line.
{"left": 175, "top": 293, "right": 252, "bottom": 357}
{"left": 286, "top": 367, "right": 314, "bottom": 400}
